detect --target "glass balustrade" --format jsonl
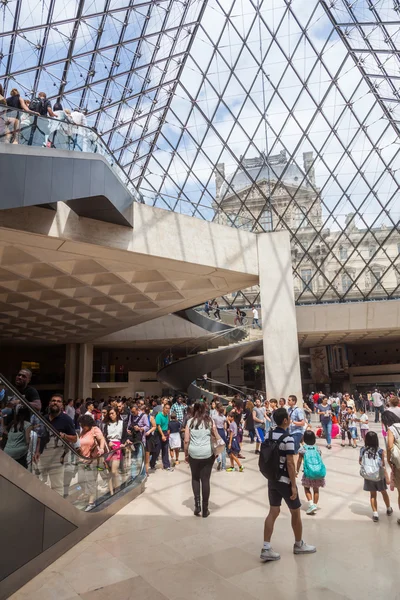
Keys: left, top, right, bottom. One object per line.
{"left": 0, "top": 106, "right": 143, "bottom": 204}
{"left": 0, "top": 374, "right": 145, "bottom": 512}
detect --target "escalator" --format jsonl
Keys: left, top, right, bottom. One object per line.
{"left": 0, "top": 374, "right": 145, "bottom": 599}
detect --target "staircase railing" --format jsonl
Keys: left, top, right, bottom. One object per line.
{"left": 157, "top": 322, "right": 252, "bottom": 372}
{"left": 0, "top": 373, "right": 145, "bottom": 512}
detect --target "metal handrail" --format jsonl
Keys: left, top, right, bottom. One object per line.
{"left": 0, "top": 373, "right": 143, "bottom": 464}
{"left": 156, "top": 323, "right": 250, "bottom": 371}
{"left": 199, "top": 377, "right": 264, "bottom": 397}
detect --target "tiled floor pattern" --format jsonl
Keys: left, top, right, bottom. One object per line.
{"left": 11, "top": 421, "right": 400, "bottom": 600}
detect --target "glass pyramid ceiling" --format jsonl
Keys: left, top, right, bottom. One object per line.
{"left": 1, "top": 0, "right": 400, "bottom": 305}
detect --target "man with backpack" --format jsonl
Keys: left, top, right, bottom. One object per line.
{"left": 259, "top": 407, "right": 316, "bottom": 561}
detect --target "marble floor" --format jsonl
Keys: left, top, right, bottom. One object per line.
{"left": 11, "top": 421, "right": 400, "bottom": 600}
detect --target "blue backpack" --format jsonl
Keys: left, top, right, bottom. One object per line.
{"left": 303, "top": 445, "right": 326, "bottom": 479}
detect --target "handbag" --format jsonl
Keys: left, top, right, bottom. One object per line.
{"left": 211, "top": 427, "right": 225, "bottom": 457}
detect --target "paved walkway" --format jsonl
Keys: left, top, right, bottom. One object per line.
{"left": 12, "top": 422, "right": 399, "bottom": 600}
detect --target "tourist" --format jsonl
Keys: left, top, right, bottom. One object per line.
{"left": 209, "top": 399, "right": 218, "bottom": 420}
{"left": 279, "top": 397, "right": 286, "bottom": 409}
{"left": 344, "top": 393, "right": 355, "bottom": 409}
{"left": 144, "top": 407, "right": 158, "bottom": 474}
{"left": 244, "top": 398, "right": 255, "bottom": 443}
{"left": 287, "top": 395, "right": 305, "bottom": 455}
{"left": 169, "top": 413, "right": 182, "bottom": 465}
{"left": 103, "top": 407, "right": 128, "bottom": 495}
{"left": 296, "top": 430, "right": 326, "bottom": 515}
{"left": 127, "top": 403, "right": 148, "bottom": 445}
{"left": 359, "top": 431, "right": 392, "bottom": 522}
{"left": 6, "top": 88, "right": 33, "bottom": 113}
{"left": 268, "top": 398, "right": 278, "bottom": 427}
{"left": 184, "top": 401, "right": 217, "bottom": 517}
{"left": 226, "top": 412, "right": 244, "bottom": 472}
{"left": 253, "top": 397, "right": 266, "bottom": 455}
{"left": 117, "top": 399, "right": 129, "bottom": 420}
{"left": 358, "top": 406, "right": 369, "bottom": 441}
{"left": 234, "top": 307, "right": 242, "bottom": 326}
{"left": 372, "top": 388, "right": 384, "bottom": 423}
{"left": 252, "top": 305, "right": 262, "bottom": 329}
{"left": 3, "top": 405, "right": 32, "bottom": 468}
{"left": 213, "top": 404, "right": 227, "bottom": 471}
{"left": 382, "top": 410, "right": 400, "bottom": 524}
{"left": 260, "top": 408, "right": 316, "bottom": 561}
{"left": 348, "top": 408, "right": 358, "bottom": 448}
{"left": 339, "top": 401, "right": 352, "bottom": 447}
{"left": 171, "top": 395, "right": 186, "bottom": 424}
{"left": 14, "top": 369, "right": 41, "bottom": 410}
{"left": 212, "top": 300, "right": 221, "bottom": 321}
{"left": 318, "top": 396, "right": 332, "bottom": 449}
{"left": 37, "top": 394, "right": 77, "bottom": 496}
{"left": 85, "top": 399, "right": 95, "bottom": 417}
{"left": 156, "top": 402, "right": 173, "bottom": 471}
{"left": 78, "top": 414, "right": 105, "bottom": 511}
{"left": 204, "top": 300, "right": 211, "bottom": 316}
{"left": 64, "top": 398, "right": 75, "bottom": 421}
{"left": 386, "top": 396, "right": 400, "bottom": 419}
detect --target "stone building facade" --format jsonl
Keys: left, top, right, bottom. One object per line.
{"left": 214, "top": 151, "right": 400, "bottom": 305}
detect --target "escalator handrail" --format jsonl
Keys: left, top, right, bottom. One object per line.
{"left": 157, "top": 323, "right": 250, "bottom": 371}
{"left": 197, "top": 376, "right": 264, "bottom": 396}
{"left": 0, "top": 373, "right": 144, "bottom": 464}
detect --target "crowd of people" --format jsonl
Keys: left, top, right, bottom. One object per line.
{"left": 2, "top": 369, "right": 400, "bottom": 560}
{"left": 0, "top": 84, "right": 89, "bottom": 149}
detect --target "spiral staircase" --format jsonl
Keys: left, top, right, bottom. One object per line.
{"left": 156, "top": 308, "right": 263, "bottom": 396}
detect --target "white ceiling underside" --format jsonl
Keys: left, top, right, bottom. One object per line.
{"left": 0, "top": 232, "right": 256, "bottom": 344}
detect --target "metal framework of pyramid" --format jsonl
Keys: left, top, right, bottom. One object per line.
{"left": 1, "top": 0, "right": 400, "bottom": 306}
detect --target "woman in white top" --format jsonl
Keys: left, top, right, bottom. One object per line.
{"left": 184, "top": 402, "right": 218, "bottom": 518}
{"left": 382, "top": 410, "right": 400, "bottom": 524}
{"left": 104, "top": 407, "right": 128, "bottom": 495}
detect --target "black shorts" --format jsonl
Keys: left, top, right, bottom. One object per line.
{"left": 268, "top": 480, "right": 301, "bottom": 510}
{"left": 146, "top": 435, "right": 158, "bottom": 453}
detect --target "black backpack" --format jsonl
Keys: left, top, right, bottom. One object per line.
{"left": 30, "top": 96, "right": 48, "bottom": 116}
{"left": 259, "top": 429, "right": 288, "bottom": 481}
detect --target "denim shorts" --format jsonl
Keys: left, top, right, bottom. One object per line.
{"left": 349, "top": 426, "right": 358, "bottom": 439}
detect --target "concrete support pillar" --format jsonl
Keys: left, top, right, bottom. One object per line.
{"left": 257, "top": 231, "right": 302, "bottom": 401}
{"left": 64, "top": 343, "right": 78, "bottom": 400}
{"left": 78, "top": 343, "right": 93, "bottom": 399}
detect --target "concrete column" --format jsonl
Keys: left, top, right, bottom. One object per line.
{"left": 64, "top": 343, "right": 78, "bottom": 400}
{"left": 257, "top": 230, "right": 302, "bottom": 401}
{"left": 78, "top": 343, "right": 93, "bottom": 399}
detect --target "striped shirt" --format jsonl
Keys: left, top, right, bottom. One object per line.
{"left": 270, "top": 427, "right": 295, "bottom": 484}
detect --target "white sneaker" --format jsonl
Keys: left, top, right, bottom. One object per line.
{"left": 260, "top": 547, "right": 281, "bottom": 561}
{"left": 306, "top": 504, "right": 317, "bottom": 515}
{"left": 293, "top": 541, "right": 317, "bottom": 555}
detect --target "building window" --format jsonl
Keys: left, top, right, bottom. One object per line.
{"left": 369, "top": 245, "right": 376, "bottom": 258}
{"left": 339, "top": 246, "right": 347, "bottom": 260}
{"left": 371, "top": 268, "right": 383, "bottom": 291}
{"left": 293, "top": 206, "right": 308, "bottom": 229}
{"left": 301, "top": 268, "right": 313, "bottom": 292}
{"left": 342, "top": 273, "right": 352, "bottom": 292}
{"left": 259, "top": 208, "right": 272, "bottom": 231}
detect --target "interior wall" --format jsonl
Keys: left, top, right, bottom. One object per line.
{"left": 0, "top": 345, "right": 66, "bottom": 386}
{"left": 348, "top": 341, "right": 400, "bottom": 366}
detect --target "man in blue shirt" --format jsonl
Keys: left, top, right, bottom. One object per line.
{"left": 287, "top": 395, "right": 305, "bottom": 455}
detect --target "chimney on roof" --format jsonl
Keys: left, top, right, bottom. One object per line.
{"left": 215, "top": 163, "right": 225, "bottom": 199}
{"left": 303, "top": 151, "right": 315, "bottom": 187}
